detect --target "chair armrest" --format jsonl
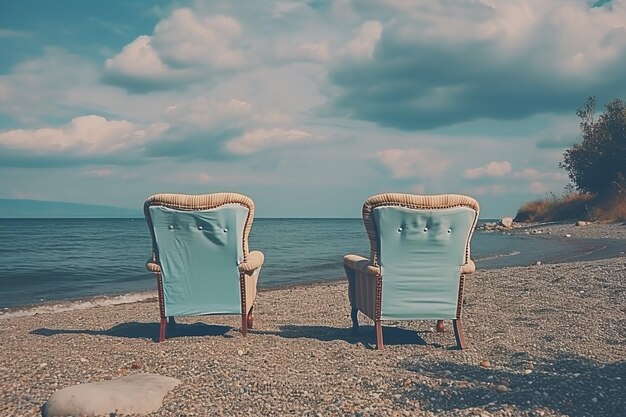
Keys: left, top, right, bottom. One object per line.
{"left": 345, "top": 254, "right": 475, "bottom": 275}
{"left": 239, "top": 251, "right": 265, "bottom": 273}
{"left": 344, "top": 254, "right": 381, "bottom": 276}
{"left": 461, "top": 259, "right": 475, "bottom": 274}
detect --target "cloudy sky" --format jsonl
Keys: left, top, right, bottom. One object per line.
{"left": 1, "top": 0, "right": 625, "bottom": 218}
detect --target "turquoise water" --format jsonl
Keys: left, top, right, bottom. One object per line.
{"left": 0, "top": 218, "right": 620, "bottom": 309}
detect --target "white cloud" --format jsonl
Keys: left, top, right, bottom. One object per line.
{"left": 512, "top": 168, "right": 567, "bottom": 181}
{"left": 161, "top": 95, "right": 291, "bottom": 138}
{"left": 513, "top": 168, "right": 541, "bottom": 180}
{"left": 0, "top": 115, "right": 168, "bottom": 156}
{"left": 152, "top": 10, "right": 244, "bottom": 69}
{"left": 104, "top": 35, "right": 190, "bottom": 86}
{"left": 529, "top": 180, "right": 550, "bottom": 193}
{"left": 226, "top": 128, "right": 314, "bottom": 155}
{"left": 341, "top": 20, "right": 382, "bottom": 59}
{"left": 272, "top": 2, "right": 303, "bottom": 18}
{"left": 299, "top": 41, "right": 331, "bottom": 61}
{"left": 464, "top": 161, "right": 512, "bottom": 179}
{"left": 104, "top": 8, "right": 245, "bottom": 91}
{"left": 164, "top": 97, "right": 254, "bottom": 130}
{"left": 274, "top": 40, "right": 330, "bottom": 62}
{"left": 376, "top": 148, "right": 451, "bottom": 179}
{"left": 0, "top": 48, "right": 98, "bottom": 124}
{"left": 82, "top": 168, "right": 113, "bottom": 177}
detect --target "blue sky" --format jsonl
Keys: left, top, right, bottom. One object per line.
{"left": 1, "top": 0, "right": 625, "bottom": 218}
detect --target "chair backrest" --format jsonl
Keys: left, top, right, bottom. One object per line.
{"left": 362, "top": 193, "right": 479, "bottom": 320}
{"left": 144, "top": 193, "right": 255, "bottom": 317}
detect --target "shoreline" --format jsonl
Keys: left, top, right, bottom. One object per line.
{"left": 2, "top": 222, "right": 624, "bottom": 317}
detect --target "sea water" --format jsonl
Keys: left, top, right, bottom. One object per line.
{"left": 0, "top": 218, "right": 620, "bottom": 310}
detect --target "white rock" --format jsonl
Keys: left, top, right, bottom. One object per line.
{"left": 565, "top": 234, "right": 572, "bottom": 238}
{"left": 43, "top": 373, "right": 180, "bottom": 417}
{"left": 499, "top": 217, "right": 514, "bottom": 228}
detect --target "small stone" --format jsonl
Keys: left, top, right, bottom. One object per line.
{"left": 592, "top": 397, "right": 598, "bottom": 403}
{"left": 79, "top": 357, "right": 88, "bottom": 363}
{"left": 130, "top": 361, "right": 142, "bottom": 370}
{"left": 535, "top": 261, "right": 542, "bottom": 266}
{"left": 523, "top": 369, "right": 532, "bottom": 374}
{"left": 39, "top": 363, "right": 48, "bottom": 368}
{"left": 495, "top": 384, "right": 510, "bottom": 393}
{"left": 565, "top": 234, "right": 572, "bottom": 238}
{"left": 480, "top": 359, "right": 491, "bottom": 368}
{"left": 237, "top": 349, "right": 244, "bottom": 356}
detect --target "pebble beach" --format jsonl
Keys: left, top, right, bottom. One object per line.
{"left": 1, "top": 222, "right": 625, "bottom": 417}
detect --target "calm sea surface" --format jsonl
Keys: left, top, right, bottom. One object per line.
{"left": 0, "top": 218, "right": 620, "bottom": 309}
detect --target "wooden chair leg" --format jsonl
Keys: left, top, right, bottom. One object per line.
{"left": 351, "top": 307, "right": 359, "bottom": 334}
{"left": 156, "top": 273, "right": 167, "bottom": 342}
{"left": 247, "top": 306, "right": 254, "bottom": 329}
{"left": 159, "top": 317, "right": 167, "bottom": 342}
{"left": 453, "top": 319, "right": 466, "bottom": 349}
{"left": 375, "top": 320, "right": 384, "bottom": 350}
{"left": 241, "top": 313, "right": 248, "bottom": 337}
{"left": 436, "top": 320, "right": 445, "bottom": 332}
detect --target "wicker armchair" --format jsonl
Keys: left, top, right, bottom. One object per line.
{"left": 344, "top": 193, "right": 479, "bottom": 349}
{"left": 144, "top": 193, "right": 264, "bottom": 342}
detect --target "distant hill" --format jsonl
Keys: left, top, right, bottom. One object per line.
{"left": 0, "top": 199, "right": 142, "bottom": 218}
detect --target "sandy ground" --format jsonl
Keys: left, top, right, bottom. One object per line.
{"left": 1, "top": 222, "right": 624, "bottom": 417}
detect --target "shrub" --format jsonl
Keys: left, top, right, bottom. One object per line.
{"left": 514, "top": 192, "right": 626, "bottom": 223}
{"left": 560, "top": 97, "right": 626, "bottom": 197}
{"left": 514, "top": 193, "right": 593, "bottom": 222}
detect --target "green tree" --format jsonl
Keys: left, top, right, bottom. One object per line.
{"left": 561, "top": 97, "right": 626, "bottom": 197}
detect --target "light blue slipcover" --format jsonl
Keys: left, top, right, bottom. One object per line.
{"left": 149, "top": 204, "right": 248, "bottom": 317}
{"left": 373, "top": 206, "right": 476, "bottom": 320}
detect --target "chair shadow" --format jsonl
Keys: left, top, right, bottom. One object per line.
{"left": 400, "top": 355, "right": 626, "bottom": 417}
{"left": 259, "top": 324, "right": 428, "bottom": 348}
{"left": 31, "top": 321, "right": 233, "bottom": 342}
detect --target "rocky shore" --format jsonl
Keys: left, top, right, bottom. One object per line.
{"left": 479, "top": 219, "right": 626, "bottom": 240}
{"left": 1, "top": 223, "right": 624, "bottom": 417}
